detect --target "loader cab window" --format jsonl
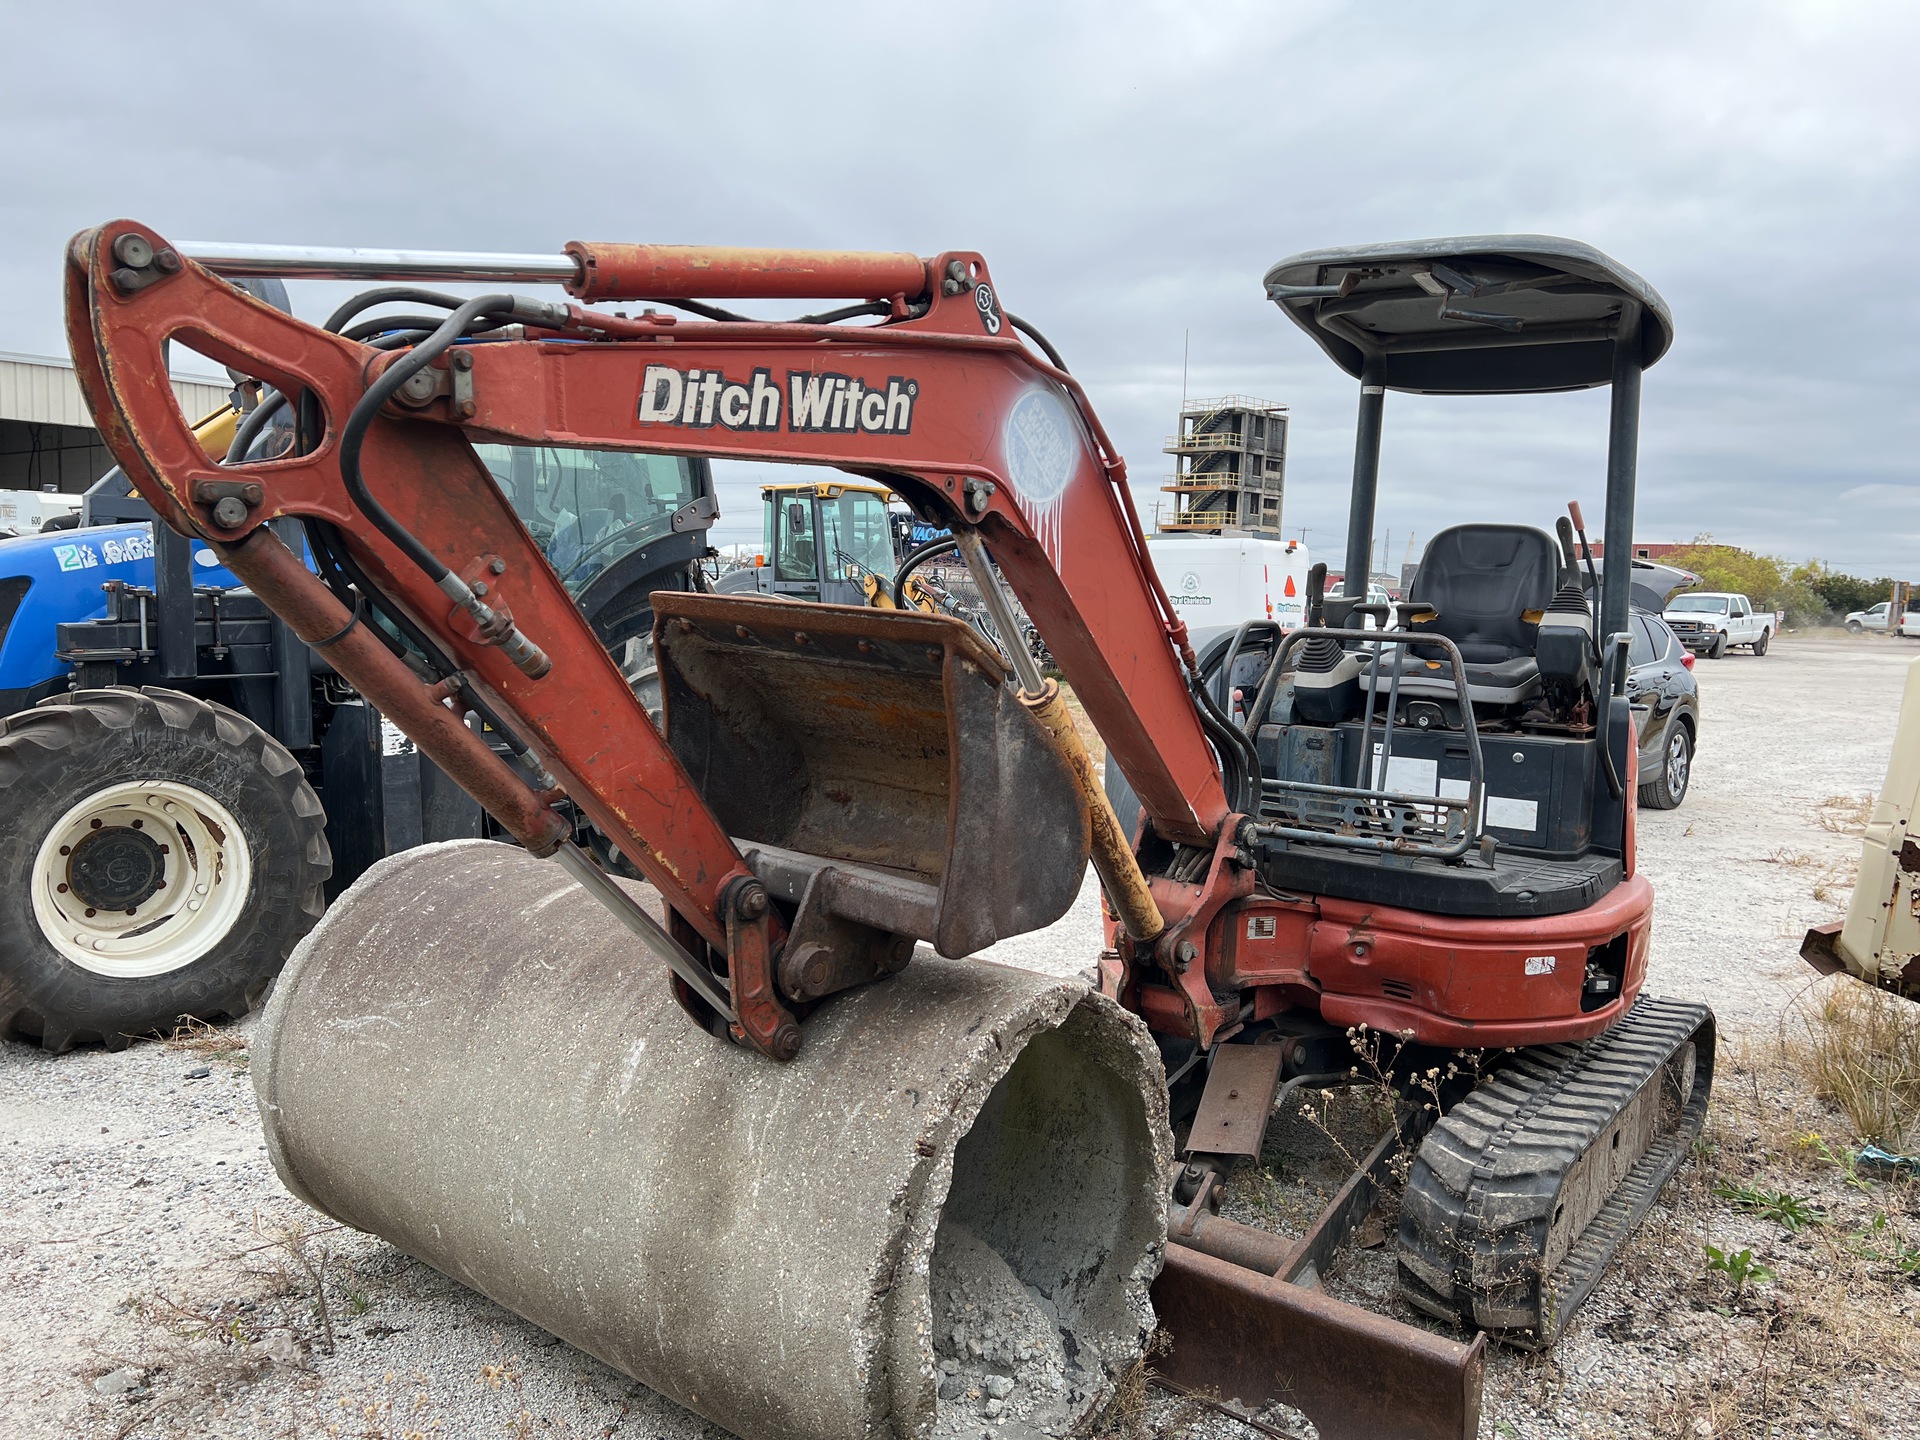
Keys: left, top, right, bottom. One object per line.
{"left": 819, "top": 489, "right": 895, "bottom": 582}
{"left": 772, "top": 496, "right": 819, "bottom": 584}
{"left": 473, "top": 444, "right": 699, "bottom": 593}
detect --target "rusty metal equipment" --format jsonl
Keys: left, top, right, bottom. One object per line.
{"left": 67, "top": 224, "right": 1722, "bottom": 1438}
{"left": 1804, "top": 654, "right": 1920, "bottom": 1002}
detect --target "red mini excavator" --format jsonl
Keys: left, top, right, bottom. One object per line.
{"left": 65, "top": 225, "right": 1712, "bottom": 1440}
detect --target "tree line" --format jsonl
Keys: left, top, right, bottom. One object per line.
{"left": 1660, "top": 538, "right": 1903, "bottom": 626}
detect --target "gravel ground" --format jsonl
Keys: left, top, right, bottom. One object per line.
{"left": 2, "top": 633, "right": 1915, "bottom": 1440}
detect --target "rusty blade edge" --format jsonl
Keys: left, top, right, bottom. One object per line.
{"left": 1152, "top": 1243, "right": 1485, "bottom": 1440}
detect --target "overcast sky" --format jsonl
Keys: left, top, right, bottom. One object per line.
{"left": 6, "top": 1, "right": 1915, "bottom": 575}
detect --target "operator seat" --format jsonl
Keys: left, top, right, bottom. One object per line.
{"left": 1367, "top": 524, "right": 1560, "bottom": 706}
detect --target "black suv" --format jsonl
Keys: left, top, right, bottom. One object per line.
{"left": 1627, "top": 608, "right": 1699, "bottom": 810}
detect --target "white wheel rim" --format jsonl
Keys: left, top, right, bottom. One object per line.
{"left": 30, "top": 779, "right": 252, "bottom": 978}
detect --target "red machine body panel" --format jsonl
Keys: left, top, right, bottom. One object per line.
{"left": 65, "top": 219, "right": 1652, "bottom": 1064}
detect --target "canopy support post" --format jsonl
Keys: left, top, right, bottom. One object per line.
{"left": 1343, "top": 355, "right": 1387, "bottom": 601}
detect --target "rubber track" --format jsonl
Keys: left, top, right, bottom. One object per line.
{"left": 1396, "top": 995, "right": 1716, "bottom": 1348}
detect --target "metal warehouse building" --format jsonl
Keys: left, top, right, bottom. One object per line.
{"left": 0, "top": 351, "right": 231, "bottom": 493}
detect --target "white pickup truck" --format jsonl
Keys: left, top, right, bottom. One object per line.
{"left": 1663, "top": 591, "right": 1772, "bottom": 658}
{"left": 1844, "top": 601, "right": 1920, "bottom": 637}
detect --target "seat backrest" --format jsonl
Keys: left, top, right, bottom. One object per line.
{"left": 1408, "top": 524, "right": 1560, "bottom": 664}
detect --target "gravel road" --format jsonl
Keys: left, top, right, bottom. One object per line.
{"left": 2, "top": 633, "right": 1912, "bottom": 1439}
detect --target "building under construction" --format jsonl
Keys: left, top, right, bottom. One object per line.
{"left": 1160, "top": 394, "right": 1288, "bottom": 537}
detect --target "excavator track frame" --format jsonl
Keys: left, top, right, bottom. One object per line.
{"left": 1398, "top": 995, "right": 1716, "bottom": 1345}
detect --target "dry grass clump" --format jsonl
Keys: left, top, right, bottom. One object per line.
{"left": 165, "top": 1016, "right": 250, "bottom": 1067}
{"left": 1807, "top": 858, "right": 1858, "bottom": 906}
{"left": 1603, "top": 1032, "right": 1920, "bottom": 1437}
{"left": 87, "top": 1213, "right": 383, "bottom": 1435}
{"left": 1087, "top": 1329, "right": 1167, "bottom": 1439}
{"left": 1788, "top": 979, "right": 1920, "bottom": 1150}
{"left": 1816, "top": 792, "right": 1876, "bottom": 835}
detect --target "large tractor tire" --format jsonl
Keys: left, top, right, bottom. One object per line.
{"left": 0, "top": 688, "right": 330, "bottom": 1052}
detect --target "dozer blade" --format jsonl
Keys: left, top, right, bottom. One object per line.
{"left": 1154, "top": 1246, "right": 1485, "bottom": 1440}
{"left": 1398, "top": 995, "right": 1716, "bottom": 1347}
{"left": 653, "top": 592, "right": 1091, "bottom": 958}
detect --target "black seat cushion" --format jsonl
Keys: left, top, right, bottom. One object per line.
{"left": 1365, "top": 649, "right": 1541, "bottom": 704}
{"left": 1406, "top": 524, "right": 1560, "bottom": 664}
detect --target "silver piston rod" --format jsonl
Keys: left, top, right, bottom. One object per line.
{"left": 179, "top": 241, "right": 582, "bottom": 286}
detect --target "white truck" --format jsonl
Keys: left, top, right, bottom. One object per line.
{"left": 1844, "top": 600, "right": 1920, "bottom": 637}
{"left": 0, "top": 487, "right": 81, "bottom": 536}
{"left": 1662, "top": 590, "right": 1772, "bottom": 658}
{"left": 1147, "top": 534, "right": 1310, "bottom": 630}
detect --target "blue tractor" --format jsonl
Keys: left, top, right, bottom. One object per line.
{"left": 0, "top": 418, "right": 717, "bottom": 1052}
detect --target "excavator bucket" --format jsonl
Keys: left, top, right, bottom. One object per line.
{"left": 652, "top": 592, "right": 1091, "bottom": 958}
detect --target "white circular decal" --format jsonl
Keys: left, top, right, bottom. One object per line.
{"left": 1001, "top": 387, "right": 1077, "bottom": 508}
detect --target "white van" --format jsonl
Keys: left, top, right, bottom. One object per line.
{"left": 1148, "top": 535, "right": 1310, "bottom": 629}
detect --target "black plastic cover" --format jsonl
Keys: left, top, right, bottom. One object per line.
{"left": 1264, "top": 236, "right": 1673, "bottom": 395}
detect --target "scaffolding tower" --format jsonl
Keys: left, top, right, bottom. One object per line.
{"left": 1160, "top": 395, "right": 1288, "bottom": 536}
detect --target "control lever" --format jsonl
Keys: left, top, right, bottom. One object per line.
{"left": 1305, "top": 561, "right": 1328, "bottom": 627}
{"left": 1567, "top": 501, "right": 1608, "bottom": 673}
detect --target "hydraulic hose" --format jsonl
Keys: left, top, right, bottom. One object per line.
{"left": 336, "top": 293, "right": 565, "bottom": 678}
{"left": 224, "top": 311, "right": 546, "bottom": 762}
{"left": 793, "top": 300, "right": 890, "bottom": 325}
{"left": 323, "top": 286, "right": 475, "bottom": 335}
{"left": 340, "top": 313, "right": 463, "bottom": 342}
{"left": 891, "top": 534, "right": 958, "bottom": 608}
{"left": 225, "top": 388, "right": 288, "bottom": 462}
{"left": 304, "top": 515, "right": 547, "bottom": 778}
{"left": 338, "top": 296, "right": 508, "bottom": 584}
{"left": 1006, "top": 312, "right": 1068, "bottom": 372}
{"left": 1189, "top": 669, "right": 1260, "bottom": 817}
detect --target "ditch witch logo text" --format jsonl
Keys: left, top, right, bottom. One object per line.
{"left": 638, "top": 364, "right": 919, "bottom": 435}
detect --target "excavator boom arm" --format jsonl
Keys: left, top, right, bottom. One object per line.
{"left": 64, "top": 221, "right": 1231, "bottom": 1055}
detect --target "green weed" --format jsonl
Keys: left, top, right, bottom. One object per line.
{"left": 1704, "top": 1243, "right": 1774, "bottom": 1295}
{"left": 1710, "top": 1181, "right": 1826, "bottom": 1231}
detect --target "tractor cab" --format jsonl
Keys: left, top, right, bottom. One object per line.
{"left": 471, "top": 444, "right": 716, "bottom": 623}
{"left": 719, "top": 479, "right": 900, "bottom": 606}
{"left": 1226, "top": 237, "right": 1672, "bottom": 921}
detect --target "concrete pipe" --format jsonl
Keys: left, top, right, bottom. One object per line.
{"left": 254, "top": 841, "right": 1171, "bottom": 1440}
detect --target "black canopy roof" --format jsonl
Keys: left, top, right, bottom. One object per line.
{"left": 1264, "top": 236, "right": 1673, "bottom": 396}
